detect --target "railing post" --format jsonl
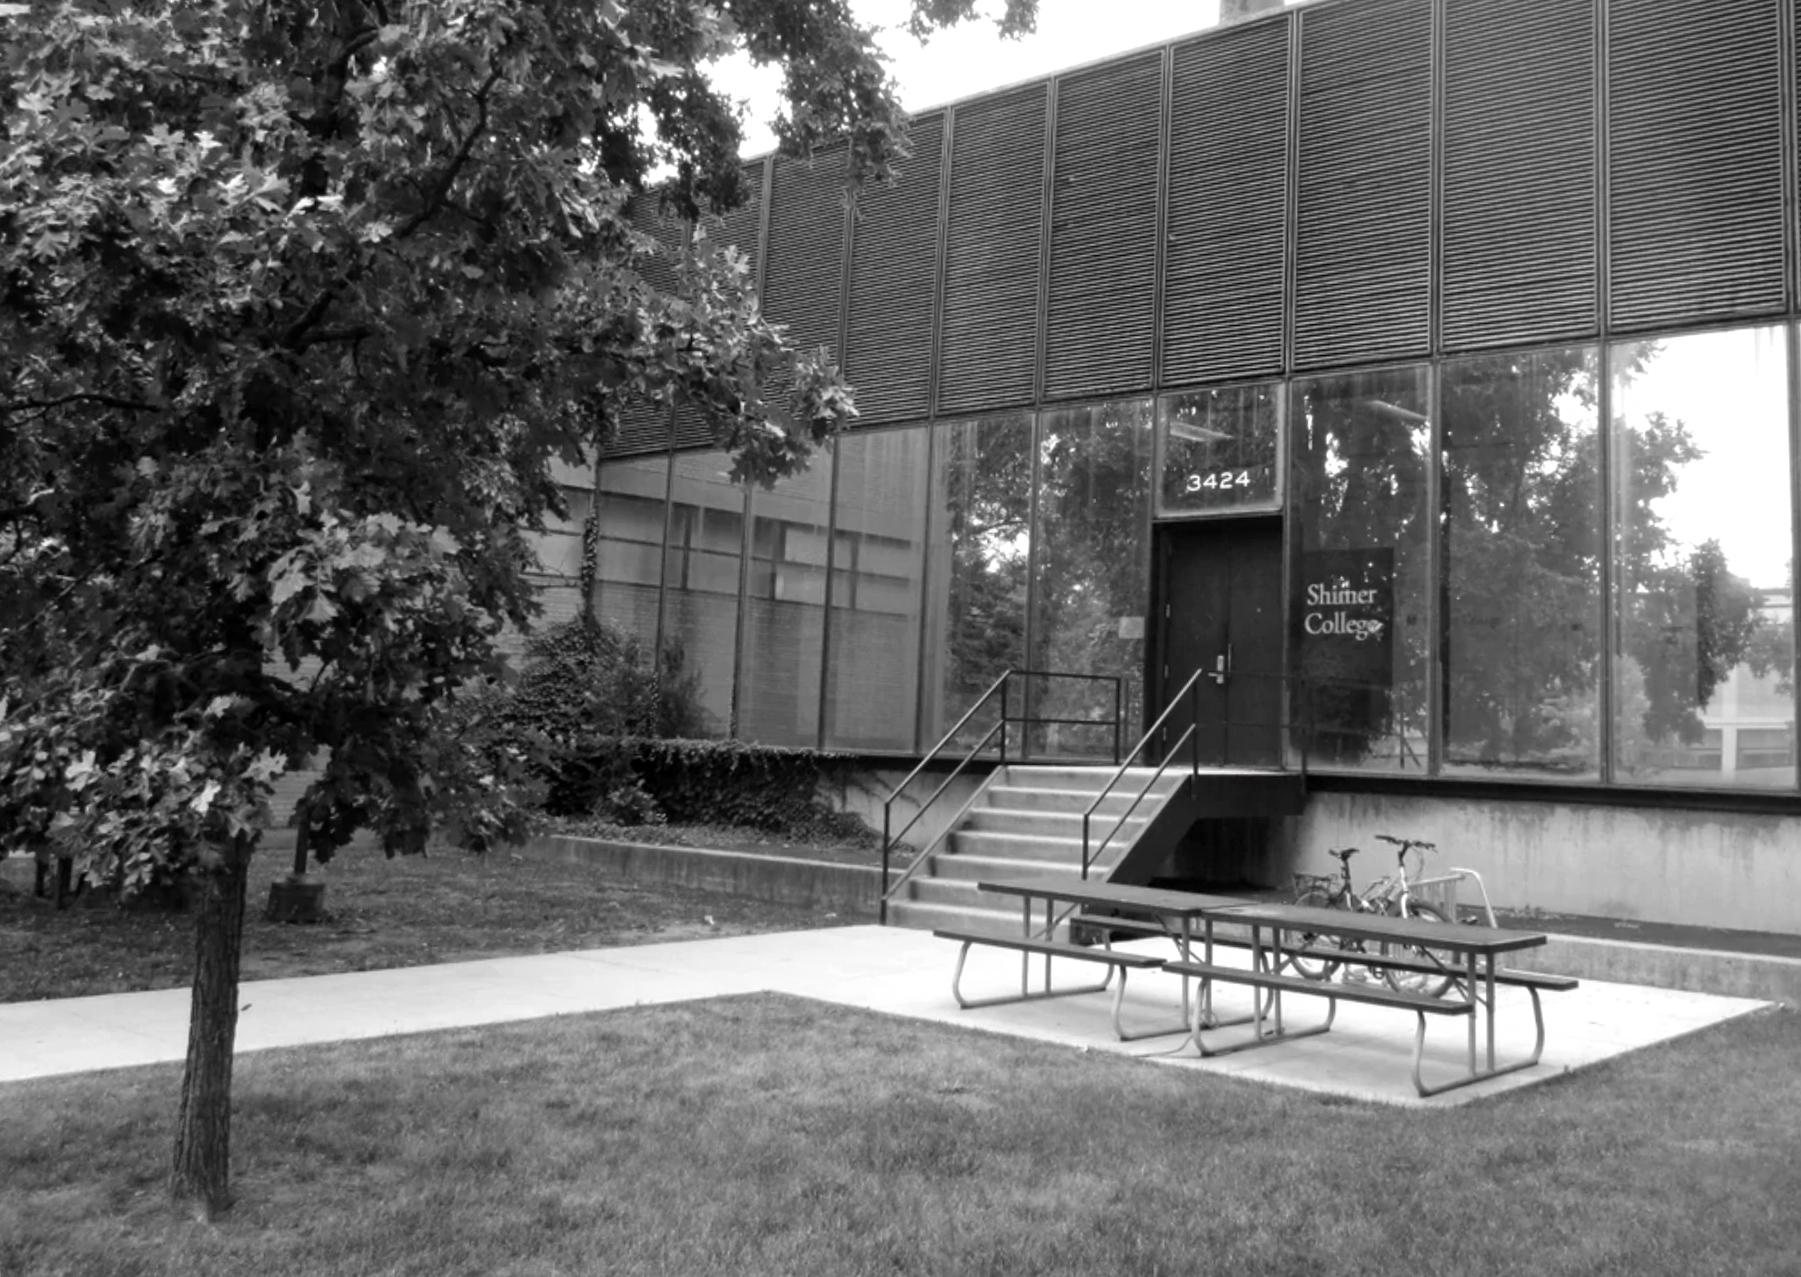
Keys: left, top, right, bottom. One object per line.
{"left": 1113, "top": 678, "right": 1123, "bottom": 765}
{"left": 1081, "top": 811, "right": 1091, "bottom": 879}
{"left": 1190, "top": 676, "right": 1200, "bottom": 781}
{"left": 880, "top": 803, "right": 891, "bottom": 925}
{"left": 999, "top": 673, "right": 1010, "bottom": 763}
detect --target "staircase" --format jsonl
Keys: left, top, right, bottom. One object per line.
{"left": 883, "top": 764, "right": 1181, "bottom": 938}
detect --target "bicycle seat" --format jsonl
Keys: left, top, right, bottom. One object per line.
{"left": 1374, "top": 833, "right": 1435, "bottom": 852}
{"left": 1328, "top": 847, "right": 1359, "bottom": 865}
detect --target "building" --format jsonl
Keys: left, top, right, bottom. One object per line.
{"left": 547, "top": 0, "right": 1801, "bottom": 934}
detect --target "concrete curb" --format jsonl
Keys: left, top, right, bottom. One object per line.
{"left": 528, "top": 834, "right": 883, "bottom": 915}
{"left": 1535, "top": 935, "right": 1801, "bottom": 1008}
{"left": 525, "top": 835, "right": 1801, "bottom": 1008}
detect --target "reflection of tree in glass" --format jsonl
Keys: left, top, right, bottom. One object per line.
{"left": 1441, "top": 348, "right": 1601, "bottom": 772}
{"left": 1031, "top": 404, "right": 1152, "bottom": 754}
{"left": 1292, "top": 373, "right": 1431, "bottom": 763}
{"left": 939, "top": 420, "right": 1031, "bottom": 739}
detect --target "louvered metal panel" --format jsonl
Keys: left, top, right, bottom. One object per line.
{"left": 761, "top": 147, "right": 850, "bottom": 408}
{"left": 1608, "top": 0, "right": 1785, "bottom": 332}
{"left": 675, "top": 166, "right": 766, "bottom": 451}
{"left": 843, "top": 114, "right": 944, "bottom": 426}
{"left": 1043, "top": 52, "right": 1163, "bottom": 401}
{"left": 937, "top": 85, "right": 1049, "bottom": 416}
{"left": 1162, "top": 20, "right": 1290, "bottom": 386}
{"left": 1441, "top": 0, "right": 1597, "bottom": 351}
{"left": 609, "top": 197, "right": 685, "bottom": 458}
{"left": 1292, "top": 0, "right": 1432, "bottom": 369}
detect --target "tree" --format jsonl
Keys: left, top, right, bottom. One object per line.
{"left": 0, "top": 0, "right": 1016, "bottom": 1217}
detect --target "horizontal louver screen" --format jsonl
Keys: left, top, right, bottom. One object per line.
{"left": 937, "top": 86, "right": 1048, "bottom": 416}
{"left": 1043, "top": 52, "right": 1163, "bottom": 401}
{"left": 1162, "top": 20, "right": 1290, "bottom": 386}
{"left": 676, "top": 165, "right": 766, "bottom": 451}
{"left": 1292, "top": 0, "right": 1432, "bottom": 369}
{"left": 609, "top": 197, "right": 683, "bottom": 458}
{"left": 1441, "top": 0, "right": 1598, "bottom": 350}
{"left": 1608, "top": 0, "right": 1786, "bottom": 332}
{"left": 843, "top": 114, "right": 944, "bottom": 425}
{"left": 761, "top": 148, "right": 849, "bottom": 410}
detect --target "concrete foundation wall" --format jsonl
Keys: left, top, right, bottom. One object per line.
{"left": 829, "top": 766, "right": 988, "bottom": 854}
{"left": 1287, "top": 791, "right": 1801, "bottom": 937}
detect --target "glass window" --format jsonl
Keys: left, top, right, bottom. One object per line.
{"left": 826, "top": 429, "right": 929, "bottom": 752}
{"left": 1157, "top": 384, "right": 1282, "bottom": 517}
{"left": 661, "top": 451, "right": 746, "bottom": 738}
{"left": 1611, "top": 327, "right": 1794, "bottom": 788}
{"left": 1441, "top": 348, "right": 1603, "bottom": 779}
{"left": 923, "top": 414, "right": 1033, "bottom": 751}
{"left": 590, "top": 458, "right": 668, "bottom": 648}
{"left": 738, "top": 453, "right": 834, "bottom": 747}
{"left": 1290, "top": 367, "right": 1432, "bottom": 771}
{"left": 1030, "top": 400, "right": 1155, "bottom": 758}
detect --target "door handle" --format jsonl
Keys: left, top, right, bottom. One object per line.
{"left": 1209, "top": 648, "right": 1230, "bottom": 686}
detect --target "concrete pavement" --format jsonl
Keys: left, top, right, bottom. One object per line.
{"left": 0, "top": 926, "right": 1773, "bottom": 1106}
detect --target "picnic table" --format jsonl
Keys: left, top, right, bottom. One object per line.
{"left": 935, "top": 878, "right": 1578, "bottom": 1098}
{"left": 1166, "top": 900, "right": 1577, "bottom": 1096}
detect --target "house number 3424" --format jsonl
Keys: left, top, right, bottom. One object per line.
{"left": 1185, "top": 469, "right": 1252, "bottom": 493}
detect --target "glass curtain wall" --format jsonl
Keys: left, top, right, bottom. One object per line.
{"left": 1030, "top": 400, "right": 1154, "bottom": 757}
{"left": 826, "top": 428, "right": 930, "bottom": 752}
{"left": 738, "top": 453, "right": 834, "bottom": 747}
{"left": 1610, "top": 327, "right": 1795, "bottom": 788}
{"left": 661, "top": 451, "right": 746, "bottom": 738}
{"left": 1441, "top": 349, "right": 1602, "bottom": 778}
{"left": 589, "top": 456, "right": 669, "bottom": 648}
{"left": 1290, "top": 366, "right": 1432, "bottom": 771}
{"left": 923, "top": 414, "right": 1033, "bottom": 751}
{"left": 1157, "top": 383, "right": 1283, "bottom": 517}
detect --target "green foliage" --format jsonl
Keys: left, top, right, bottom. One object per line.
{"left": 628, "top": 739, "right": 865, "bottom": 838}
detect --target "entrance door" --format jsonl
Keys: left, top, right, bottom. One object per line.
{"left": 1156, "top": 519, "right": 1285, "bottom": 766}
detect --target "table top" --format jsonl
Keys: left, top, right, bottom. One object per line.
{"left": 1212, "top": 901, "right": 1548, "bottom": 954}
{"left": 976, "top": 875, "right": 1245, "bottom": 917}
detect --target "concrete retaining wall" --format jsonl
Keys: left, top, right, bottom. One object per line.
{"left": 1286, "top": 791, "right": 1801, "bottom": 938}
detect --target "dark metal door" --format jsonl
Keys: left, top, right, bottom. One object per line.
{"left": 1157, "top": 520, "right": 1285, "bottom": 766}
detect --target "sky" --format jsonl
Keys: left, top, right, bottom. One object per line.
{"left": 711, "top": 0, "right": 1271, "bottom": 158}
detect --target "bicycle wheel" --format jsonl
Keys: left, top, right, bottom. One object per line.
{"left": 1382, "top": 899, "right": 1459, "bottom": 998}
{"left": 1288, "top": 884, "right": 1345, "bottom": 981}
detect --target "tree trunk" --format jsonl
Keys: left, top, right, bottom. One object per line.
{"left": 170, "top": 833, "right": 253, "bottom": 1218}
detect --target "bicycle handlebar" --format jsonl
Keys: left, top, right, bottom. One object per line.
{"left": 1374, "top": 833, "right": 1435, "bottom": 853}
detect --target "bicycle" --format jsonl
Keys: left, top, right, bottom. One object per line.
{"left": 1288, "top": 834, "right": 1459, "bottom": 998}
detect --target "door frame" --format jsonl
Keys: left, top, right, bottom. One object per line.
{"left": 1146, "top": 513, "right": 1290, "bottom": 765}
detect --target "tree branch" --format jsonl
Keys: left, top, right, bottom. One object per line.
{"left": 393, "top": 63, "right": 506, "bottom": 242}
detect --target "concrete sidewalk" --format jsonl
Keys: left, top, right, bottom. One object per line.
{"left": 0, "top": 926, "right": 1772, "bottom": 1106}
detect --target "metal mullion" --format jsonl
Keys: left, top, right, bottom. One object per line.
{"left": 1024, "top": 409, "right": 1044, "bottom": 760}
{"left": 1595, "top": 0, "right": 1613, "bottom": 784}
{"left": 816, "top": 433, "right": 842, "bottom": 752}
{"left": 1789, "top": 321, "right": 1801, "bottom": 794}
{"left": 1421, "top": 355, "right": 1440, "bottom": 778}
{"left": 1781, "top": 0, "right": 1799, "bottom": 315}
{"left": 913, "top": 421, "right": 941, "bottom": 754}
{"left": 1427, "top": 0, "right": 1444, "bottom": 359}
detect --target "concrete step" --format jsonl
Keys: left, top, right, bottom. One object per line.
{"left": 984, "top": 785, "right": 1161, "bottom": 817}
{"left": 1000, "top": 764, "right": 1179, "bottom": 793}
{"left": 886, "top": 898, "right": 1070, "bottom": 941}
{"left": 924, "top": 853, "right": 1100, "bottom": 882}
{"left": 960, "top": 807, "right": 1149, "bottom": 839}
{"left": 946, "top": 829, "right": 1091, "bottom": 860}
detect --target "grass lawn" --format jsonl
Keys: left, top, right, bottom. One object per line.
{"left": 1, "top": 995, "right": 1797, "bottom": 1276}
{"left": 0, "top": 837, "right": 860, "bottom": 1003}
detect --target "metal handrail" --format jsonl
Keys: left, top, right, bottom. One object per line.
{"left": 879, "top": 668, "right": 1125, "bottom": 922}
{"left": 1080, "top": 668, "right": 1208, "bottom": 878}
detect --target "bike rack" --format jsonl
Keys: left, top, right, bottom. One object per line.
{"left": 1411, "top": 868, "right": 1498, "bottom": 927}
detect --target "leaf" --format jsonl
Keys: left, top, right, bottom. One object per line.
{"left": 190, "top": 780, "right": 221, "bottom": 814}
